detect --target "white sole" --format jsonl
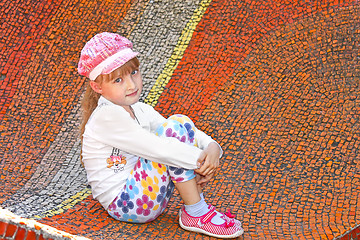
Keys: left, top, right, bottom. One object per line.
{"left": 179, "top": 216, "right": 244, "bottom": 239}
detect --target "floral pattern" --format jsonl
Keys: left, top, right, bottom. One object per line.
{"left": 156, "top": 184, "right": 173, "bottom": 208}
{"left": 169, "top": 166, "right": 184, "bottom": 175}
{"left": 116, "top": 192, "right": 134, "bottom": 213}
{"left": 121, "top": 213, "right": 138, "bottom": 222}
{"left": 134, "top": 171, "right": 141, "bottom": 182}
{"left": 141, "top": 158, "right": 153, "bottom": 171}
{"left": 140, "top": 170, "right": 148, "bottom": 180}
{"left": 157, "top": 185, "right": 167, "bottom": 203}
{"left": 171, "top": 176, "right": 184, "bottom": 183}
{"left": 161, "top": 174, "right": 168, "bottom": 182}
{"left": 134, "top": 158, "right": 142, "bottom": 171}
{"left": 169, "top": 114, "right": 196, "bottom": 143}
{"left": 141, "top": 176, "right": 159, "bottom": 200}
{"left": 152, "top": 162, "right": 167, "bottom": 175}
{"left": 184, "top": 122, "right": 195, "bottom": 143}
{"left": 126, "top": 178, "right": 139, "bottom": 199}
{"left": 156, "top": 116, "right": 195, "bottom": 144}
{"left": 136, "top": 195, "right": 154, "bottom": 216}
{"left": 165, "top": 126, "right": 188, "bottom": 143}
{"left": 108, "top": 196, "right": 118, "bottom": 211}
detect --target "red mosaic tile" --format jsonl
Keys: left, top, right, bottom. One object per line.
{"left": 5, "top": 223, "right": 17, "bottom": 238}
{"left": 25, "top": 230, "right": 37, "bottom": 240}
{"left": 0, "top": 221, "right": 7, "bottom": 236}
{"left": 14, "top": 227, "right": 27, "bottom": 240}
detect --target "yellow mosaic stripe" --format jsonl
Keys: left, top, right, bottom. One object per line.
{"left": 32, "top": 188, "right": 91, "bottom": 219}
{"left": 144, "top": 0, "right": 212, "bottom": 106}
{"left": 35, "top": 0, "right": 212, "bottom": 219}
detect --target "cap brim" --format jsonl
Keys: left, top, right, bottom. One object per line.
{"left": 89, "top": 49, "right": 139, "bottom": 80}
{"left": 102, "top": 51, "right": 139, "bottom": 75}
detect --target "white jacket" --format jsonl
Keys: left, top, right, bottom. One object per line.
{"left": 82, "top": 96, "right": 221, "bottom": 209}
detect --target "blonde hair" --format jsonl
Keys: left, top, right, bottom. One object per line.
{"left": 80, "top": 57, "right": 140, "bottom": 160}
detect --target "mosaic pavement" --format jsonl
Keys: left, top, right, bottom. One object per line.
{"left": 0, "top": 0, "right": 359, "bottom": 239}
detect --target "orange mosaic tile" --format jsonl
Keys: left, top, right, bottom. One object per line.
{"left": 156, "top": 0, "right": 358, "bottom": 121}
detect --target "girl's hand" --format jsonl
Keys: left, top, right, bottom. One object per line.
{"left": 195, "top": 142, "right": 221, "bottom": 177}
{"left": 196, "top": 172, "right": 216, "bottom": 187}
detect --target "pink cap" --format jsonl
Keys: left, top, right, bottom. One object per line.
{"left": 78, "top": 32, "right": 139, "bottom": 80}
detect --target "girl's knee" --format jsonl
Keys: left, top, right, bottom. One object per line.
{"left": 169, "top": 114, "right": 196, "bottom": 143}
{"left": 168, "top": 114, "right": 194, "bottom": 127}
{"left": 156, "top": 114, "right": 196, "bottom": 145}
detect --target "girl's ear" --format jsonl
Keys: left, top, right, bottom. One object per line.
{"left": 89, "top": 81, "right": 102, "bottom": 94}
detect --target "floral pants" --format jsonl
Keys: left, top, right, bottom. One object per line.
{"left": 107, "top": 114, "right": 198, "bottom": 223}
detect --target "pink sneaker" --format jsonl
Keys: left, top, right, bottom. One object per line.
{"left": 179, "top": 205, "right": 244, "bottom": 238}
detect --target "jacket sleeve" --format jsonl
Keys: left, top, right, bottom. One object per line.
{"left": 194, "top": 128, "right": 224, "bottom": 157}
{"left": 86, "top": 105, "right": 202, "bottom": 169}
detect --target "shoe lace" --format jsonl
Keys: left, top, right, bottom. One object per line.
{"left": 223, "top": 209, "right": 236, "bottom": 228}
{"left": 224, "top": 209, "right": 236, "bottom": 218}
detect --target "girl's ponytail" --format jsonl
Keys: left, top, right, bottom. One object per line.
{"left": 79, "top": 82, "right": 100, "bottom": 161}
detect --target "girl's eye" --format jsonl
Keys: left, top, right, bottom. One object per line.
{"left": 114, "top": 78, "right": 122, "bottom": 83}
{"left": 131, "top": 70, "right": 138, "bottom": 75}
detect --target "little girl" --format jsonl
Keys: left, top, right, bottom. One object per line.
{"left": 78, "top": 32, "right": 243, "bottom": 238}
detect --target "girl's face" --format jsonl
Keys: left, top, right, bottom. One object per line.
{"left": 91, "top": 66, "right": 143, "bottom": 110}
